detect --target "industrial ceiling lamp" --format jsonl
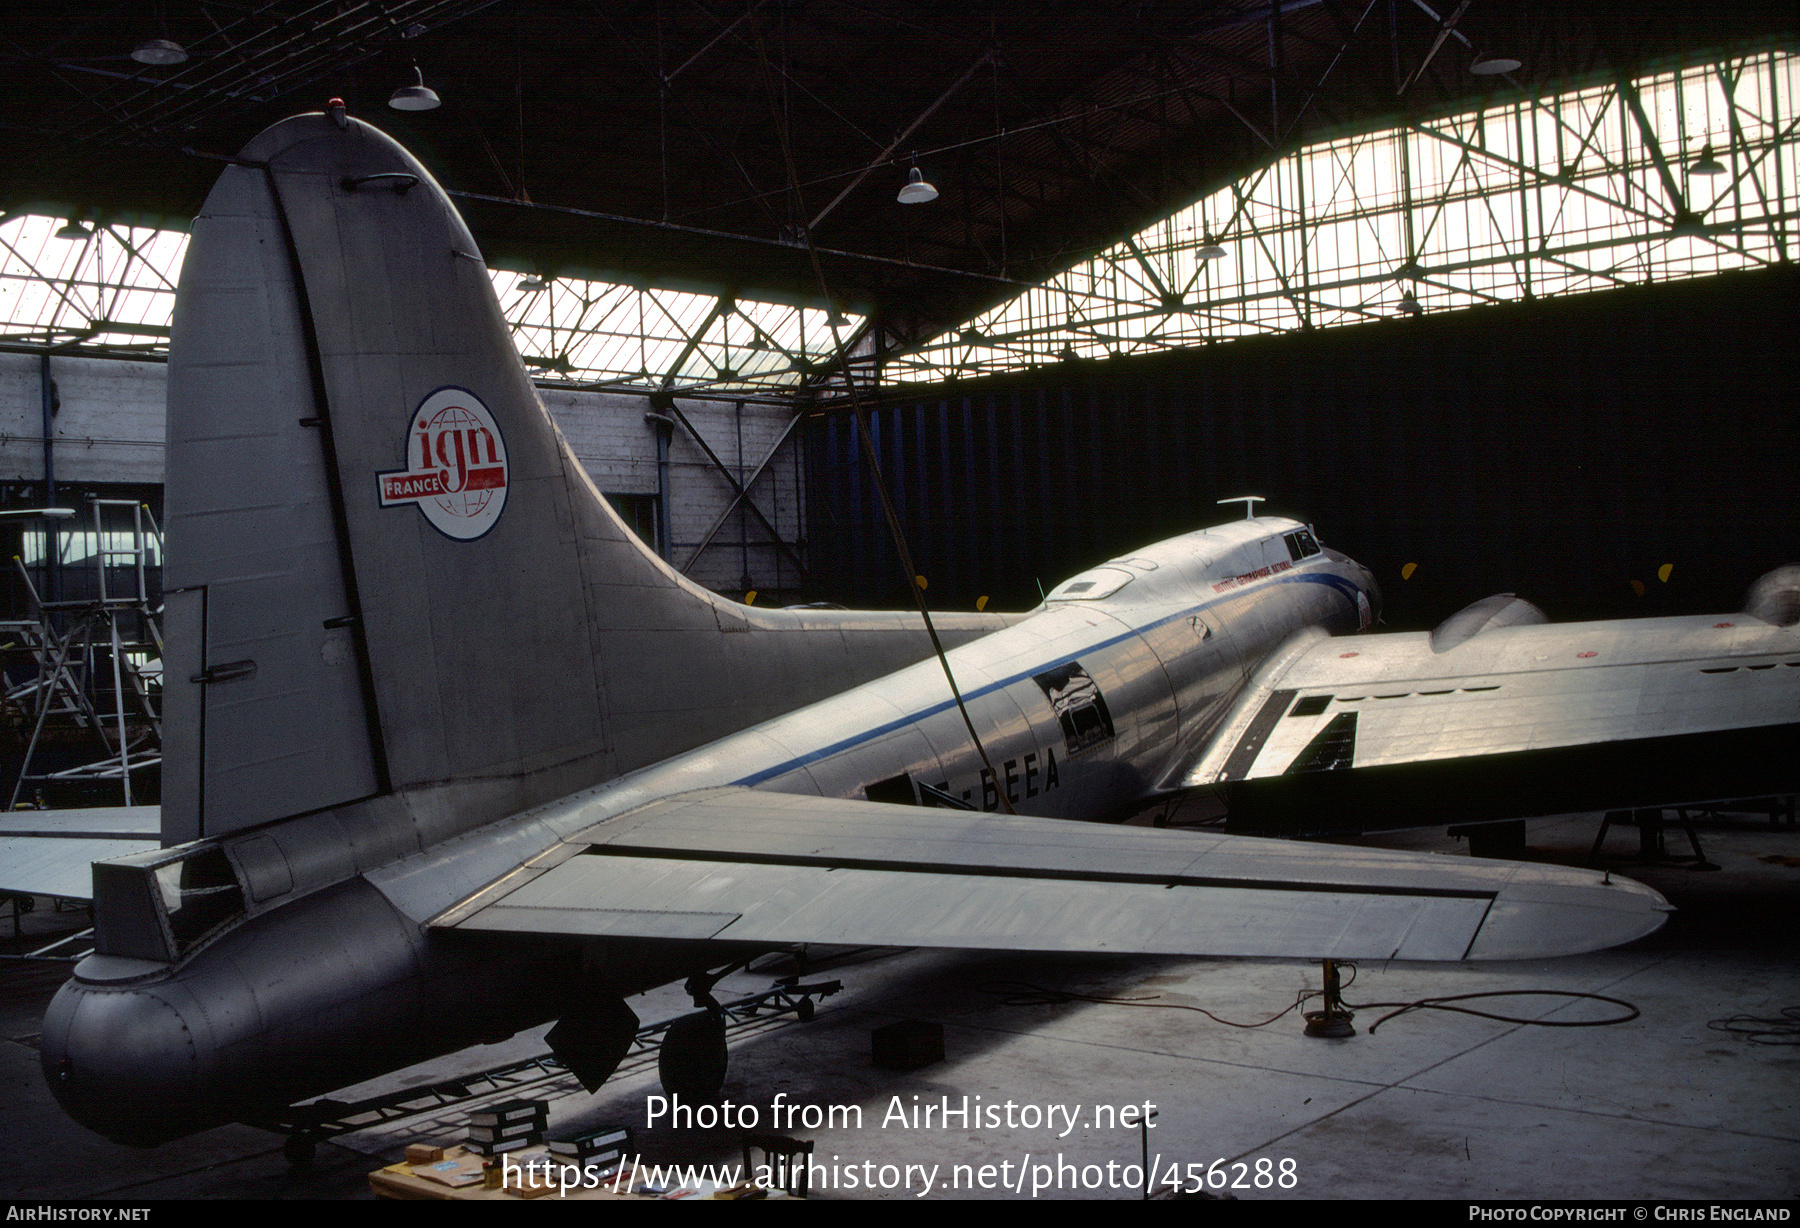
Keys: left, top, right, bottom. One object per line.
{"left": 1399, "top": 290, "right": 1423, "bottom": 316}
{"left": 1196, "top": 235, "right": 1227, "bottom": 260}
{"left": 389, "top": 65, "right": 442, "bottom": 111}
{"left": 1668, "top": 211, "right": 1707, "bottom": 238}
{"left": 131, "top": 37, "right": 188, "bottom": 66}
{"left": 518, "top": 275, "right": 549, "bottom": 293}
{"left": 897, "top": 166, "right": 939, "bottom": 204}
{"left": 1469, "top": 51, "right": 1521, "bottom": 75}
{"left": 1688, "top": 144, "right": 1726, "bottom": 176}
{"left": 54, "top": 219, "right": 93, "bottom": 241}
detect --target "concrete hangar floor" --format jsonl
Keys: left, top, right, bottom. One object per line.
{"left": 1, "top": 806, "right": 1795, "bottom": 1202}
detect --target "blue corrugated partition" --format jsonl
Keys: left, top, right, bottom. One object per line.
{"left": 804, "top": 266, "right": 1798, "bottom": 627}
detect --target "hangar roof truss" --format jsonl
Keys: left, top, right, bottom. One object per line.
{"left": 0, "top": 216, "right": 862, "bottom": 395}
{"left": 0, "top": 47, "right": 1791, "bottom": 399}
{"left": 886, "top": 47, "right": 1798, "bottom": 383}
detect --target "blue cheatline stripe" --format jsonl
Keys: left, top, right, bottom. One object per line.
{"left": 730, "top": 566, "right": 1365, "bottom": 787}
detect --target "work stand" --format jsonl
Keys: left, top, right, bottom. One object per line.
{"left": 5, "top": 500, "right": 163, "bottom": 809}
{"left": 1303, "top": 959, "right": 1356, "bottom": 1038}
{"left": 255, "top": 976, "right": 842, "bottom": 1164}
{"left": 1589, "top": 808, "right": 1720, "bottom": 871}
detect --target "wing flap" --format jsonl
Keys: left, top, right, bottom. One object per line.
{"left": 433, "top": 788, "right": 1667, "bottom": 961}
{"left": 452, "top": 852, "right": 1496, "bottom": 959}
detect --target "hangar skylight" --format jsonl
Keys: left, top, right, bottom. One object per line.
{"left": 0, "top": 218, "right": 185, "bottom": 351}
{"left": 887, "top": 47, "right": 1799, "bottom": 383}
{"left": 1, "top": 46, "right": 1789, "bottom": 394}
{"left": 0, "top": 215, "right": 858, "bottom": 395}
{"left": 492, "top": 272, "right": 859, "bottom": 392}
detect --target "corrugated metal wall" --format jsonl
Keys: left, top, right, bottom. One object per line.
{"left": 805, "top": 266, "right": 1798, "bottom": 627}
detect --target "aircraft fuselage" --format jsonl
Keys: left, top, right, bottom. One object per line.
{"left": 43, "top": 516, "right": 1376, "bottom": 1144}
{"left": 712, "top": 516, "right": 1374, "bottom": 820}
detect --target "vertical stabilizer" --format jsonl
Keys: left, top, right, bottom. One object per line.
{"left": 165, "top": 112, "right": 1008, "bottom": 846}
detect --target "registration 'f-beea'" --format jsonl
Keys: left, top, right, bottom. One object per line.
{"left": 27, "top": 110, "right": 1785, "bottom": 1147}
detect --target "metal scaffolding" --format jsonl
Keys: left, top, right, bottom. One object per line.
{"left": 4, "top": 501, "right": 163, "bottom": 808}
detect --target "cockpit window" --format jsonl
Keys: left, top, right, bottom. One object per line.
{"left": 1283, "top": 529, "right": 1321, "bottom": 561}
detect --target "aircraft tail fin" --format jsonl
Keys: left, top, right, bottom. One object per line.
{"left": 164, "top": 113, "right": 885, "bottom": 844}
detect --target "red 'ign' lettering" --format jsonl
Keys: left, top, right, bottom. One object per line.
{"left": 379, "top": 388, "right": 509, "bottom": 540}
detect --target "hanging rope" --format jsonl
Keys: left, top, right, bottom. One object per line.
{"left": 756, "top": 22, "right": 1015, "bottom": 813}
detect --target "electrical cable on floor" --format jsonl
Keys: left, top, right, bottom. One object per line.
{"left": 1707, "top": 1006, "right": 1800, "bottom": 1045}
{"left": 981, "top": 965, "right": 1643, "bottom": 1036}
{"left": 1342, "top": 989, "right": 1641, "bottom": 1034}
{"left": 978, "top": 980, "right": 1324, "bottom": 1030}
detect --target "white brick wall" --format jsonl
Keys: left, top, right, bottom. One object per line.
{"left": 543, "top": 384, "right": 809, "bottom": 598}
{"left": 0, "top": 354, "right": 808, "bottom": 599}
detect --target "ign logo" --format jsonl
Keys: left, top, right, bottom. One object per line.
{"left": 378, "top": 387, "right": 508, "bottom": 540}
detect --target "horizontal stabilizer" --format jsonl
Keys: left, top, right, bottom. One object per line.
{"left": 0, "top": 807, "right": 162, "bottom": 899}
{"left": 434, "top": 789, "right": 1669, "bottom": 961}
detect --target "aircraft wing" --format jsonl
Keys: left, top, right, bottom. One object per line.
{"left": 432, "top": 787, "right": 1668, "bottom": 961}
{"left": 1182, "top": 611, "right": 1799, "bottom": 803}
{"left": 0, "top": 807, "right": 162, "bottom": 899}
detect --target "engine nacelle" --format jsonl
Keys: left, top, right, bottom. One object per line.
{"left": 1429, "top": 593, "right": 1548, "bottom": 653}
{"left": 1742, "top": 564, "right": 1800, "bottom": 627}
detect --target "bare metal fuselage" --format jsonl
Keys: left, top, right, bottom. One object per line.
{"left": 43, "top": 518, "right": 1376, "bottom": 1143}
{"left": 40, "top": 112, "right": 1687, "bottom": 1151}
